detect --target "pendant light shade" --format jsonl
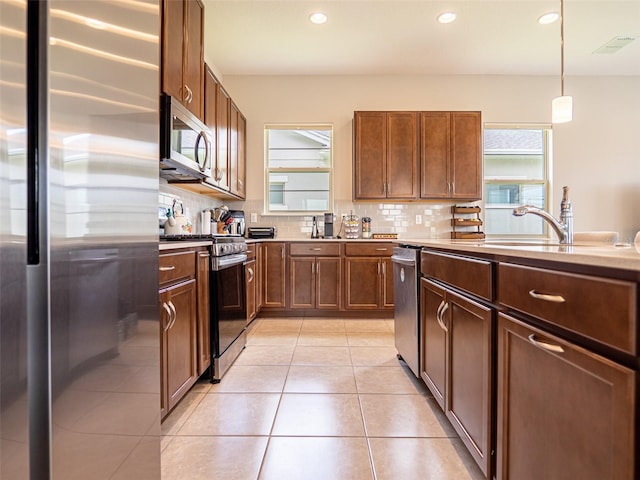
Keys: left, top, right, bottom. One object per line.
{"left": 552, "top": 0, "right": 572, "bottom": 123}
{"left": 552, "top": 95, "right": 573, "bottom": 123}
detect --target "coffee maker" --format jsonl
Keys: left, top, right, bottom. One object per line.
{"left": 323, "top": 212, "right": 334, "bottom": 239}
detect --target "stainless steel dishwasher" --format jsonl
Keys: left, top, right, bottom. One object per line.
{"left": 391, "top": 245, "right": 421, "bottom": 377}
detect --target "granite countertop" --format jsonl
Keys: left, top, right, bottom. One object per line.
{"left": 400, "top": 238, "right": 640, "bottom": 273}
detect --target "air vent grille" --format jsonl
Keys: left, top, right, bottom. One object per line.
{"left": 593, "top": 36, "right": 637, "bottom": 54}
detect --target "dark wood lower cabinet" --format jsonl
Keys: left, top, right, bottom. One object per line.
{"left": 420, "top": 277, "right": 493, "bottom": 477}
{"left": 420, "top": 278, "right": 447, "bottom": 408}
{"left": 160, "top": 280, "right": 198, "bottom": 419}
{"left": 445, "top": 288, "right": 493, "bottom": 477}
{"left": 497, "top": 313, "right": 636, "bottom": 480}
{"left": 196, "top": 251, "right": 210, "bottom": 375}
{"left": 245, "top": 258, "right": 257, "bottom": 322}
{"left": 262, "top": 242, "right": 286, "bottom": 309}
{"left": 344, "top": 256, "right": 394, "bottom": 310}
{"left": 290, "top": 257, "right": 341, "bottom": 309}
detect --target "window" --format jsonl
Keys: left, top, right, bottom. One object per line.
{"left": 265, "top": 125, "right": 333, "bottom": 214}
{"left": 483, "top": 125, "right": 552, "bottom": 237}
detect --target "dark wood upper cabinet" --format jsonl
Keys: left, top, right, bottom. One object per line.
{"left": 353, "top": 111, "right": 418, "bottom": 200}
{"left": 421, "top": 111, "right": 482, "bottom": 200}
{"left": 354, "top": 110, "right": 481, "bottom": 201}
{"left": 162, "top": 0, "right": 204, "bottom": 120}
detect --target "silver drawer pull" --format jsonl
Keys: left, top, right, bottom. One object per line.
{"left": 199, "top": 252, "right": 209, "bottom": 258}
{"left": 376, "top": 248, "right": 388, "bottom": 251}
{"left": 528, "top": 290, "right": 566, "bottom": 303}
{"left": 310, "top": 248, "right": 322, "bottom": 251}
{"left": 159, "top": 265, "right": 175, "bottom": 272}
{"left": 528, "top": 334, "right": 565, "bottom": 353}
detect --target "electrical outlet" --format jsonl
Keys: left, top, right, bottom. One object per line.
{"left": 415, "top": 214, "right": 423, "bottom": 225}
{"left": 250, "top": 212, "right": 258, "bottom": 223}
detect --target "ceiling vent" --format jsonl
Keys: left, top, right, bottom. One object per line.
{"left": 593, "top": 36, "right": 637, "bottom": 54}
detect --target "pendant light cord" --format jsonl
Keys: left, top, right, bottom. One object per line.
{"left": 560, "top": 0, "right": 565, "bottom": 96}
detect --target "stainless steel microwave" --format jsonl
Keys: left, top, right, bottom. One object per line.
{"left": 160, "top": 94, "right": 213, "bottom": 181}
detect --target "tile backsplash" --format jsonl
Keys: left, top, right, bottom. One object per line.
{"left": 160, "top": 181, "right": 480, "bottom": 239}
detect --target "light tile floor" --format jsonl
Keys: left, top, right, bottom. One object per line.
{"left": 161, "top": 317, "right": 484, "bottom": 480}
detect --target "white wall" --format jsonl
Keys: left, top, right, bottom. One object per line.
{"left": 222, "top": 74, "right": 640, "bottom": 241}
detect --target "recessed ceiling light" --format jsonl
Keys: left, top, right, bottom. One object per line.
{"left": 538, "top": 12, "right": 559, "bottom": 25}
{"left": 309, "top": 12, "right": 327, "bottom": 25}
{"left": 437, "top": 12, "right": 456, "bottom": 24}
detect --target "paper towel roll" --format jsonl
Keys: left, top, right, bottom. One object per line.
{"left": 201, "top": 210, "right": 212, "bottom": 234}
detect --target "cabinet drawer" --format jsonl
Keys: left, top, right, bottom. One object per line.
{"left": 498, "top": 263, "right": 637, "bottom": 355}
{"left": 421, "top": 250, "right": 493, "bottom": 301}
{"left": 245, "top": 245, "right": 257, "bottom": 260}
{"left": 344, "top": 243, "right": 394, "bottom": 256}
{"left": 290, "top": 243, "right": 341, "bottom": 256}
{"left": 159, "top": 251, "right": 196, "bottom": 285}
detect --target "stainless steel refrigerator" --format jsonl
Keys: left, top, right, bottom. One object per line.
{"left": 1, "top": 1, "right": 161, "bottom": 478}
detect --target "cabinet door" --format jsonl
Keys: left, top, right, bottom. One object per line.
{"left": 450, "top": 112, "right": 481, "bottom": 199}
{"left": 162, "top": 280, "right": 198, "bottom": 414}
{"left": 229, "top": 102, "right": 240, "bottom": 196}
{"left": 183, "top": 0, "right": 204, "bottom": 119}
{"left": 204, "top": 66, "right": 221, "bottom": 185}
{"left": 316, "top": 257, "right": 341, "bottom": 309}
{"left": 236, "top": 112, "right": 246, "bottom": 199}
{"left": 420, "top": 112, "right": 450, "bottom": 198}
{"left": 216, "top": 85, "right": 230, "bottom": 191}
{"left": 354, "top": 112, "right": 386, "bottom": 199}
{"left": 446, "top": 288, "right": 493, "bottom": 477}
{"left": 386, "top": 112, "right": 418, "bottom": 198}
{"left": 161, "top": 0, "right": 184, "bottom": 101}
{"left": 196, "top": 251, "right": 210, "bottom": 375}
{"left": 256, "top": 243, "right": 263, "bottom": 312}
{"left": 344, "top": 257, "right": 380, "bottom": 309}
{"left": 263, "top": 242, "right": 286, "bottom": 308}
{"left": 245, "top": 259, "right": 257, "bottom": 322}
{"left": 420, "top": 278, "right": 447, "bottom": 408}
{"left": 290, "top": 257, "right": 314, "bottom": 309}
{"left": 497, "top": 313, "right": 635, "bottom": 480}
{"left": 381, "top": 257, "right": 394, "bottom": 309}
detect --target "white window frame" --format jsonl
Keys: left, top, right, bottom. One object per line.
{"left": 483, "top": 123, "right": 553, "bottom": 239}
{"left": 264, "top": 124, "right": 334, "bottom": 215}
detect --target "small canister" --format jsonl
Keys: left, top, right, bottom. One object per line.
{"left": 362, "top": 217, "right": 372, "bottom": 238}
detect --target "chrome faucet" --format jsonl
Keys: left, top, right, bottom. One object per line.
{"left": 513, "top": 186, "right": 573, "bottom": 244}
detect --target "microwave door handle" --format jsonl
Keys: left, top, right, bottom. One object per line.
{"left": 202, "top": 131, "right": 210, "bottom": 172}
{"left": 194, "top": 131, "right": 205, "bottom": 172}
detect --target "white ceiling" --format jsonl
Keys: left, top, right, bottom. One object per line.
{"left": 203, "top": 0, "right": 640, "bottom": 76}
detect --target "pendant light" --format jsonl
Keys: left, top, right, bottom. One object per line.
{"left": 552, "top": 0, "right": 573, "bottom": 123}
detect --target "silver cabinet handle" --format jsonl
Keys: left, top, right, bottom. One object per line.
{"left": 311, "top": 247, "right": 322, "bottom": 251}
{"left": 528, "top": 290, "right": 566, "bottom": 303}
{"left": 528, "top": 334, "right": 565, "bottom": 353}
{"left": 248, "top": 267, "right": 254, "bottom": 283}
{"left": 159, "top": 265, "right": 175, "bottom": 272}
{"left": 376, "top": 248, "right": 388, "bottom": 251}
{"left": 167, "top": 301, "right": 177, "bottom": 330}
{"left": 162, "top": 302, "right": 172, "bottom": 332}
{"left": 184, "top": 85, "right": 193, "bottom": 104}
{"left": 435, "top": 300, "right": 448, "bottom": 332}
{"left": 199, "top": 252, "right": 209, "bottom": 258}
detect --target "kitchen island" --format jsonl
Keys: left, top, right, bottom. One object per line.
{"left": 404, "top": 237, "right": 638, "bottom": 480}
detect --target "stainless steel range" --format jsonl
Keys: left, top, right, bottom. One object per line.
{"left": 160, "top": 234, "right": 248, "bottom": 382}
